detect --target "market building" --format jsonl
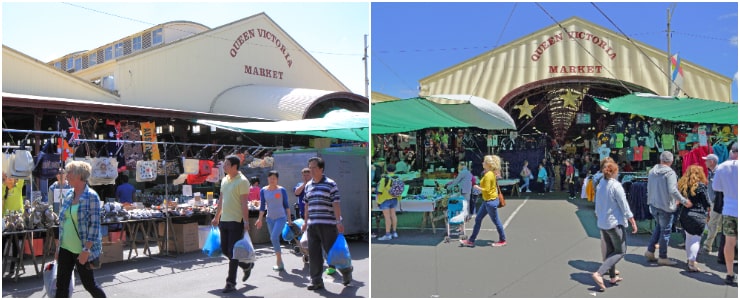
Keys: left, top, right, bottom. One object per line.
{"left": 370, "top": 16, "right": 736, "bottom": 235}
{"left": 2, "top": 12, "right": 368, "bottom": 277}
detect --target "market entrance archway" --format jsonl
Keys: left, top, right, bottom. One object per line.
{"left": 498, "top": 76, "right": 655, "bottom": 143}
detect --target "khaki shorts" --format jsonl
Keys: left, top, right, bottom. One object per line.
{"left": 722, "top": 215, "right": 738, "bottom": 237}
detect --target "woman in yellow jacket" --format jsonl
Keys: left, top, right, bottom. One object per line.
{"left": 376, "top": 164, "right": 400, "bottom": 241}
{"left": 461, "top": 155, "right": 507, "bottom": 247}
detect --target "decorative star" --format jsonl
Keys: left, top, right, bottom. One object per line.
{"left": 630, "top": 114, "right": 645, "bottom": 120}
{"left": 561, "top": 90, "right": 579, "bottom": 109}
{"left": 514, "top": 98, "right": 537, "bottom": 119}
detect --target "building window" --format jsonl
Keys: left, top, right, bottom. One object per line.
{"left": 66, "top": 57, "right": 74, "bottom": 70}
{"left": 114, "top": 42, "right": 124, "bottom": 58}
{"left": 133, "top": 36, "right": 142, "bottom": 52}
{"left": 152, "top": 28, "right": 163, "bottom": 45}
{"left": 74, "top": 57, "right": 81, "bottom": 71}
{"left": 89, "top": 53, "right": 97, "bottom": 67}
{"left": 54, "top": 62, "right": 61, "bottom": 69}
{"left": 105, "top": 46, "right": 113, "bottom": 61}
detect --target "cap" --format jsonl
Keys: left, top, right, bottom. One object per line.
{"left": 702, "top": 154, "right": 719, "bottom": 162}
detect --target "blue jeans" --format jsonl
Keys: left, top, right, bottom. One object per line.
{"left": 647, "top": 206, "right": 675, "bottom": 259}
{"left": 521, "top": 176, "right": 530, "bottom": 190}
{"left": 266, "top": 216, "right": 287, "bottom": 253}
{"left": 468, "top": 199, "right": 506, "bottom": 243}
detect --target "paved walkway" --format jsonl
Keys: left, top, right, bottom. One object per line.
{"left": 371, "top": 193, "right": 738, "bottom": 298}
{"left": 3, "top": 238, "right": 368, "bottom": 298}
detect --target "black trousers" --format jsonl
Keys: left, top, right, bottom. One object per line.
{"left": 56, "top": 247, "right": 106, "bottom": 298}
{"left": 219, "top": 221, "right": 253, "bottom": 286}
{"left": 307, "top": 224, "right": 351, "bottom": 284}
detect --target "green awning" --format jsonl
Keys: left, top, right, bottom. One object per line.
{"left": 371, "top": 95, "right": 517, "bottom": 134}
{"left": 593, "top": 93, "right": 738, "bottom": 125}
{"left": 196, "top": 109, "right": 368, "bottom": 142}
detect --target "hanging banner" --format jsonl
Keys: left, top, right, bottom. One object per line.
{"left": 121, "top": 121, "right": 143, "bottom": 171}
{"left": 57, "top": 115, "right": 84, "bottom": 160}
{"left": 140, "top": 121, "right": 161, "bottom": 161}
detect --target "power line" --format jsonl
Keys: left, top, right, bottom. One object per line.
{"left": 590, "top": 2, "right": 690, "bottom": 97}
{"left": 61, "top": 2, "right": 362, "bottom": 57}
{"left": 372, "top": 54, "right": 419, "bottom": 97}
{"left": 535, "top": 2, "right": 634, "bottom": 95}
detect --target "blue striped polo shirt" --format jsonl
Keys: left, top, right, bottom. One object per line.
{"left": 305, "top": 175, "right": 340, "bottom": 225}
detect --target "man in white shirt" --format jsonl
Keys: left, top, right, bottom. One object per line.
{"left": 712, "top": 142, "right": 738, "bottom": 285}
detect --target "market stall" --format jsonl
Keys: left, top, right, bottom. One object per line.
{"left": 371, "top": 95, "right": 518, "bottom": 234}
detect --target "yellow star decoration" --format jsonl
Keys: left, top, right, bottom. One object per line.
{"left": 514, "top": 98, "right": 537, "bottom": 119}
{"left": 561, "top": 90, "right": 579, "bottom": 109}
{"left": 630, "top": 114, "right": 645, "bottom": 120}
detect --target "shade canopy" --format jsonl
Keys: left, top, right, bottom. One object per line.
{"left": 196, "top": 109, "right": 369, "bottom": 142}
{"left": 594, "top": 93, "right": 738, "bottom": 125}
{"left": 371, "top": 94, "right": 517, "bottom": 134}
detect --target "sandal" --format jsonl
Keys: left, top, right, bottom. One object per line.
{"left": 592, "top": 272, "right": 606, "bottom": 292}
{"left": 609, "top": 276, "right": 623, "bottom": 285}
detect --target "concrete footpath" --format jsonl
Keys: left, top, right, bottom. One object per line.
{"left": 2, "top": 237, "right": 368, "bottom": 298}
{"left": 371, "top": 193, "right": 738, "bottom": 298}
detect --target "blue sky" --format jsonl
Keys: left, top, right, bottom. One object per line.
{"left": 1, "top": 2, "right": 370, "bottom": 96}
{"left": 371, "top": 2, "right": 738, "bottom": 102}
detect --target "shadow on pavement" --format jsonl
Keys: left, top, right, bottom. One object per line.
{"left": 371, "top": 230, "right": 445, "bottom": 247}
{"left": 568, "top": 259, "right": 602, "bottom": 273}
{"left": 678, "top": 269, "right": 729, "bottom": 286}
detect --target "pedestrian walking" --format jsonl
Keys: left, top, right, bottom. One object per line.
{"left": 519, "top": 160, "right": 532, "bottom": 193}
{"left": 712, "top": 142, "right": 738, "bottom": 285}
{"left": 566, "top": 159, "right": 576, "bottom": 199}
{"left": 301, "top": 157, "right": 352, "bottom": 290}
{"left": 255, "top": 170, "right": 293, "bottom": 271}
{"left": 677, "top": 165, "right": 711, "bottom": 272}
{"left": 212, "top": 155, "right": 254, "bottom": 293}
{"left": 460, "top": 154, "right": 507, "bottom": 247}
{"left": 55, "top": 160, "right": 106, "bottom": 298}
{"left": 702, "top": 154, "right": 721, "bottom": 253}
{"left": 644, "top": 151, "right": 692, "bottom": 266}
{"left": 592, "top": 161, "right": 637, "bottom": 292}
{"left": 445, "top": 161, "right": 473, "bottom": 220}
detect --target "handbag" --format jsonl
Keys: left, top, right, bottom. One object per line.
{"left": 183, "top": 158, "right": 199, "bottom": 174}
{"left": 33, "top": 141, "right": 62, "bottom": 179}
{"left": 496, "top": 180, "right": 506, "bottom": 208}
{"left": 135, "top": 160, "right": 157, "bottom": 182}
{"left": 91, "top": 157, "right": 118, "bottom": 180}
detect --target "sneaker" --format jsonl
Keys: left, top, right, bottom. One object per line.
{"left": 526, "top": 189, "right": 532, "bottom": 193}
{"left": 324, "top": 267, "right": 336, "bottom": 275}
{"left": 460, "top": 239, "right": 475, "bottom": 247}
{"left": 392, "top": 232, "right": 398, "bottom": 238}
{"left": 677, "top": 242, "right": 686, "bottom": 247}
{"left": 725, "top": 274, "right": 736, "bottom": 285}
{"left": 307, "top": 282, "right": 325, "bottom": 290}
{"left": 492, "top": 241, "right": 507, "bottom": 247}
{"left": 222, "top": 283, "right": 236, "bottom": 293}
{"left": 644, "top": 251, "right": 657, "bottom": 262}
{"left": 377, "top": 234, "right": 392, "bottom": 241}
{"left": 658, "top": 258, "right": 677, "bottom": 266}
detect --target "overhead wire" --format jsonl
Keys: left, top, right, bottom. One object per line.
{"left": 590, "top": 2, "right": 690, "bottom": 97}
{"left": 535, "top": 2, "right": 634, "bottom": 95}
{"left": 61, "top": 2, "right": 362, "bottom": 57}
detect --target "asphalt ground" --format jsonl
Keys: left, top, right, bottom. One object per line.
{"left": 371, "top": 192, "right": 738, "bottom": 298}
{"left": 2, "top": 237, "right": 368, "bottom": 298}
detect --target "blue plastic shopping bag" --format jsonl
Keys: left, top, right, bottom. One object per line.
{"left": 281, "top": 218, "right": 305, "bottom": 241}
{"left": 202, "top": 226, "right": 222, "bottom": 257}
{"left": 327, "top": 233, "right": 352, "bottom": 269}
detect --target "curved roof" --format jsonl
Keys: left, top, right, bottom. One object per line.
{"left": 210, "top": 85, "right": 368, "bottom": 121}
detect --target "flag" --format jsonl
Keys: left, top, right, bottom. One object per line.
{"left": 670, "top": 53, "right": 684, "bottom": 97}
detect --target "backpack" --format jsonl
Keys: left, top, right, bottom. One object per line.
{"left": 385, "top": 175, "right": 405, "bottom": 197}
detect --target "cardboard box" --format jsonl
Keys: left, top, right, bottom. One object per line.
{"left": 158, "top": 222, "right": 199, "bottom": 253}
{"left": 23, "top": 238, "right": 44, "bottom": 256}
{"left": 100, "top": 241, "right": 123, "bottom": 264}
{"left": 107, "top": 231, "right": 126, "bottom": 243}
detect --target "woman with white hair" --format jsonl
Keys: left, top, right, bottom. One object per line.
{"left": 55, "top": 160, "right": 106, "bottom": 297}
